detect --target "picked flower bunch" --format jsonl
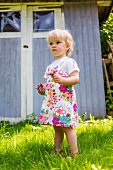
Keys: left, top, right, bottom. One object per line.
{"left": 35, "top": 83, "right": 45, "bottom": 95}
{"left": 47, "top": 68, "right": 58, "bottom": 76}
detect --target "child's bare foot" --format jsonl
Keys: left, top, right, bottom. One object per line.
{"left": 69, "top": 149, "right": 80, "bottom": 157}
{"left": 64, "top": 150, "right": 80, "bottom": 160}
{"left": 76, "top": 150, "right": 80, "bottom": 155}
{"left": 53, "top": 149, "right": 64, "bottom": 154}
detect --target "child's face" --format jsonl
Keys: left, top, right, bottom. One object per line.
{"left": 48, "top": 36, "right": 69, "bottom": 59}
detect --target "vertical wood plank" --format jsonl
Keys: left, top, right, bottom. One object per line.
{"left": 4, "top": 39, "right": 11, "bottom": 117}
{"left": 0, "top": 40, "right": 5, "bottom": 116}
{"left": 10, "top": 39, "right": 16, "bottom": 117}
{"left": 11, "top": 38, "right": 21, "bottom": 117}
{"left": 0, "top": 38, "right": 21, "bottom": 118}
{"left": 85, "top": 2, "right": 98, "bottom": 117}
{"left": 80, "top": 2, "right": 93, "bottom": 116}
{"left": 91, "top": 2, "right": 106, "bottom": 116}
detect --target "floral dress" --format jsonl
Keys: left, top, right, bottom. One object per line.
{"left": 39, "top": 57, "right": 80, "bottom": 127}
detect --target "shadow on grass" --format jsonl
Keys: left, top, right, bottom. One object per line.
{"left": 0, "top": 120, "right": 41, "bottom": 137}
{"left": 0, "top": 134, "right": 55, "bottom": 170}
{"left": 0, "top": 121, "right": 62, "bottom": 170}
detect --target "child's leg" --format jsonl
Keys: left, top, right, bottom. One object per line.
{"left": 53, "top": 126, "right": 64, "bottom": 152}
{"left": 62, "top": 127, "right": 79, "bottom": 157}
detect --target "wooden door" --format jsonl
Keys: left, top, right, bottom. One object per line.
{"left": 0, "top": 5, "right": 27, "bottom": 121}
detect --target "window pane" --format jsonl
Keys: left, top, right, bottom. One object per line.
{"left": 0, "top": 11, "right": 21, "bottom": 32}
{"left": 33, "top": 11, "right": 54, "bottom": 32}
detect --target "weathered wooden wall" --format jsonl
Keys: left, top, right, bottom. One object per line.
{"left": 0, "top": 1, "right": 106, "bottom": 120}
{"left": 64, "top": 1, "right": 106, "bottom": 118}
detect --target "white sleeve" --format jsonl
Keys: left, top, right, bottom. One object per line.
{"left": 66, "top": 58, "right": 80, "bottom": 75}
{"left": 44, "top": 66, "right": 49, "bottom": 79}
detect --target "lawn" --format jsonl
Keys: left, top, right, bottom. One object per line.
{"left": 0, "top": 116, "right": 113, "bottom": 170}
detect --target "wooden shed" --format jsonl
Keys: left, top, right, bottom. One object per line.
{"left": 0, "top": 0, "right": 112, "bottom": 122}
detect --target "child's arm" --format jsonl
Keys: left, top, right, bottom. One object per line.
{"left": 52, "top": 70, "right": 79, "bottom": 86}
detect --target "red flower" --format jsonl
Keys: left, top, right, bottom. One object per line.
{"left": 35, "top": 83, "right": 45, "bottom": 95}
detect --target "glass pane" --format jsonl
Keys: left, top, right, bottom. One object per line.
{"left": 33, "top": 11, "right": 54, "bottom": 32}
{"left": 0, "top": 11, "right": 21, "bottom": 32}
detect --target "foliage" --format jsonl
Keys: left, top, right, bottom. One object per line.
{"left": 0, "top": 117, "right": 113, "bottom": 170}
{"left": 26, "top": 113, "right": 39, "bottom": 124}
{"left": 106, "top": 88, "right": 113, "bottom": 111}
{"left": 100, "top": 12, "right": 113, "bottom": 58}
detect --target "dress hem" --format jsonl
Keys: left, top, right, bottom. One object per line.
{"left": 38, "top": 122, "right": 78, "bottom": 128}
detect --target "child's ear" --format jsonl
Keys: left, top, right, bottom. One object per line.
{"left": 66, "top": 43, "right": 70, "bottom": 50}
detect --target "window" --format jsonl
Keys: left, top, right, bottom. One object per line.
{"left": 33, "top": 11, "right": 54, "bottom": 32}
{"left": 0, "top": 11, "right": 21, "bottom": 32}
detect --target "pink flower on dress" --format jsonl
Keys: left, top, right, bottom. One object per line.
{"left": 68, "top": 94, "right": 73, "bottom": 101}
{"left": 59, "top": 84, "right": 67, "bottom": 93}
{"left": 75, "top": 115, "right": 78, "bottom": 120}
{"left": 73, "top": 104, "right": 77, "bottom": 112}
{"left": 52, "top": 117, "right": 60, "bottom": 126}
{"left": 39, "top": 114, "right": 46, "bottom": 121}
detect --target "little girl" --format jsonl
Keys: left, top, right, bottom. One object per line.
{"left": 38, "top": 29, "right": 80, "bottom": 157}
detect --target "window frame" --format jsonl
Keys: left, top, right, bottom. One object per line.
{"left": 28, "top": 7, "right": 65, "bottom": 38}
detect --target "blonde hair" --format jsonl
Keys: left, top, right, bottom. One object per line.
{"left": 47, "top": 29, "right": 74, "bottom": 57}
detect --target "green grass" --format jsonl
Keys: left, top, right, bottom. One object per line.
{"left": 0, "top": 117, "right": 113, "bottom": 170}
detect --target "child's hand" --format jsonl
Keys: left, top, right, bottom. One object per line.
{"left": 38, "top": 90, "right": 45, "bottom": 95}
{"left": 35, "top": 84, "right": 45, "bottom": 95}
{"left": 52, "top": 74, "right": 63, "bottom": 84}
